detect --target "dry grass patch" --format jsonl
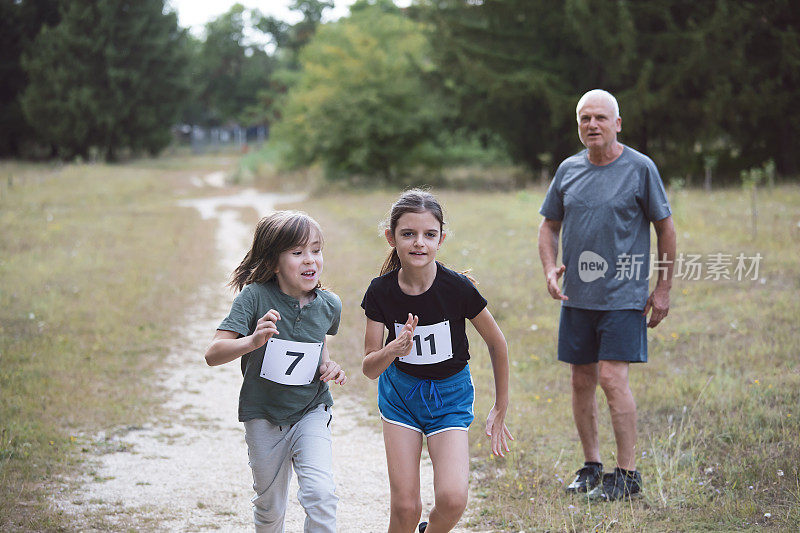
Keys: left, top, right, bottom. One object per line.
{"left": 0, "top": 157, "right": 222, "bottom": 530}
{"left": 289, "top": 185, "right": 800, "bottom": 532}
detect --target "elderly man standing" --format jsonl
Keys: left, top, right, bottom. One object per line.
{"left": 537, "top": 89, "right": 676, "bottom": 501}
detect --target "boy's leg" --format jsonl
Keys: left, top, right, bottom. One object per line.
{"left": 425, "top": 429, "right": 470, "bottom": 533}
{"left": 290, "top": 405, "right": 337, "bottom": 533}
{"left": 244, "top": 419, "right": 293, "bottom": 533}
{"left": 383, "top": 421, "right": 424, "bottom": 533}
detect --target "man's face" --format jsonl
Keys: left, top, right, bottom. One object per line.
{"left": 577, "top": 97, "right": 621, "bottom": 150}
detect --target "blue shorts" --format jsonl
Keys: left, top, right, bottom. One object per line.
{"left": 558, "top": 307, "right": 648, "bottom": 365}
{"left": 378, "top": 363, "right": 474, "bottom": 437}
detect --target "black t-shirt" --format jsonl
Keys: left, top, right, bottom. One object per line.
{"left": 361, "top": 262, "right": 488, "bottom": 379}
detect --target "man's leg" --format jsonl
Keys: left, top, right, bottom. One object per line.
{"left": 598, "top": 360, "right": 637, "bottom": 470}
{"left": 571, "top": 362, "right": 600, "bottom": 464}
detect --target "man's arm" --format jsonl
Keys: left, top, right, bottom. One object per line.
{"left": 537, "top": 218, "right": 568, "bottom": 301}
{"left": 644, "top": 215, "right": 676, "bottom": 327}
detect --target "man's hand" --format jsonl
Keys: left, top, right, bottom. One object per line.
{"left": 546, "top": 265, "right": 569, "bottom": 301}
{"left": 643, "top": 286, "right": 670, "bottom": 327}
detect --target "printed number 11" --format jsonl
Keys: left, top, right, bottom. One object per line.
{"left": 413, "top": 333, "right": 436, "bottom": 355}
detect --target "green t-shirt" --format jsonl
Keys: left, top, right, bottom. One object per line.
{"left": 218, "top": 280, "right": 341, "bottom": 425}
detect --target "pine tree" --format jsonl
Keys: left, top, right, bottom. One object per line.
{"left": 21, "top": 0, "right": 190, "bottom": 160}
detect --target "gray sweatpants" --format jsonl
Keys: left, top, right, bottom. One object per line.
{"left": 243, "top": 404, "right": 337, "bottom": 533}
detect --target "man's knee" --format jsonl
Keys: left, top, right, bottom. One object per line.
{"left": 598, "top": 363, "right": 630, "bottom": 395}
{"left": 571, "top": 364, "right": 598, "bottom": 393}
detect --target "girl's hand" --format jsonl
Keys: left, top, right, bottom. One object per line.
{"left": 319, "top": 360, "right": 347, "bottom": 385}
{"left": 250, "top": 309, "right": 280, "bottom": 349}
{"left": 485, "top": 405, "right": 514, "bottom": 457}
{"left": 388, "top": 313, "right": 418, "bottom": 357}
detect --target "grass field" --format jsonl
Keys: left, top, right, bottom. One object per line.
{"left": 1, "top": 151, "right": 799, "bottom": 531}
{"left": 291, "top": 184, "right": 800, "bottom": 531}
{"left": 0, "top": 156, "right": 220, "bottom": 530}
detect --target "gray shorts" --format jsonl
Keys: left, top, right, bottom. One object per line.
{"left": 557, "top": 307, "right": 647, "bottom": 364}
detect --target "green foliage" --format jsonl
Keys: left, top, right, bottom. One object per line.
{"left": 20, "top": 0, "right": 190, "bottom": 160}
{"left": 0, "top": 0, "right": 60, "bottom": 156}
{"left": 274, "top": 0, "right": 452, "bottom": 182}
{"left": 420, "top": 0, "right": 800, "bottom": 181}
{"left": 189, "top": 4, "right": 276, "bottom": 126}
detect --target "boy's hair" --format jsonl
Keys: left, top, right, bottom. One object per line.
{"left": 230, "top": 210, "right": 324, "bottom": 292}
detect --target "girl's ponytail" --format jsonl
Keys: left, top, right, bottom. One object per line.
{"left": 380, "top": 248, "right": 401, "bottom": 276}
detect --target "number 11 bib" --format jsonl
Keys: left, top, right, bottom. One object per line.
{"left": 394, "top": 320, "right": 453, "bottom": 365}
{"left": 260, "top": 338, "right": 323, "bottom": 385}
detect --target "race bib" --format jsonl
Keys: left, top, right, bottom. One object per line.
{"left": 395, "top": 320, "right": 453, "bottom": 365}
{"left": 260, "top": 338, "right": 323, "bottom": 385}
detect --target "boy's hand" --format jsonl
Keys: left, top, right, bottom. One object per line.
{"left": 251, "top": 309, "right": 280, "bottom": 349}
{"left": 319, "top": 360, "right": 347, "bottom": 385}
{"left": 390, "top": 313, "right": 418, "bottom": 357}
{"left": 485, "top": 405, "right": 514, "bottom": 457}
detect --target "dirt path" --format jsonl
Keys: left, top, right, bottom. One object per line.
{"left": 54, "top": 182, "right": 469, "bottom": 532}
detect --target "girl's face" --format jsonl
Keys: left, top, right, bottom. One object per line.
{"left": 386, "top": 211, "right": 444, "bottom": 270}
{"left": 274, "top": 228, "right": 323, "bottom": 299}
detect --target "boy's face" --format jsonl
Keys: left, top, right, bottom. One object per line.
{"left": 274, "top": 228, "right": 323, "bottom": 298}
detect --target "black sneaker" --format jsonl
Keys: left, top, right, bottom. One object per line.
{"left": 565, "top": 462, "right": 603, "bottom": 493}
{"left": 418, "top": 522, "right": 428, "bottom": 532}
{"left": 587, "top": 467, "right": 642, "bottom": 501}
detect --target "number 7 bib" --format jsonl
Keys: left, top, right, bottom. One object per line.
{"left": 260, "top": 338, "right": 323, "bottom": 385}
{"left": 395, "top": 320, "right": 453, "bottom": 365}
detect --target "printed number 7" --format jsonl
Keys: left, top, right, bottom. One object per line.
{"left": 285, "top": 351, "right": 304, "bottom": 375}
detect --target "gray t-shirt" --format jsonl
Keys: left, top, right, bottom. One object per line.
{"left": 218, "top": 281, "right": 341, "bottom": 425}
{"left": 539, "top": 145, "right": 671, "bottom": 310}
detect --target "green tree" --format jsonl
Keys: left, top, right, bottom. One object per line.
{"left": 243, "top": 1, "right": 334, "bottom": 128}
{"left": 21, "top": 0, "right": 189, "bottom": 160}
{"left": 420, "top": 0, "right": 642, "bottom": 175}
{"left": 192, "top": 4, "right": 276, "bottom": 127}
{"left": 422, "top": 0, "right": 800, "bottom": 180}
{"left": 274, "top": 0, "right": 450, "bottom": 181}
{"left": 0, "top": 0, "right": 60, "bottom": 156}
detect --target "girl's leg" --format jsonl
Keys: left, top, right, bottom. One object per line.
{"left": 383, "top": 421, "right": 424, "bottom": 533}
{"left": 244, "top": 419, "right": 293, "bottom": 533}
{"left": 424, "top": 430, "right": 470, "bottom": 533}
{"left": 290, "top": 405, "right": 337, "bottom": 533}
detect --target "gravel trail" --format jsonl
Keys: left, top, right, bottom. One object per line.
{"left": 53, "top": 184, "right": 469, "bottom": 532}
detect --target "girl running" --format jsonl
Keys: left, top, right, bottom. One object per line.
{"left": 204, "top": 211, "right": 346, "bottom": 533}
{"left": 361, "top": 189, "right": 513, "bottom": 533}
